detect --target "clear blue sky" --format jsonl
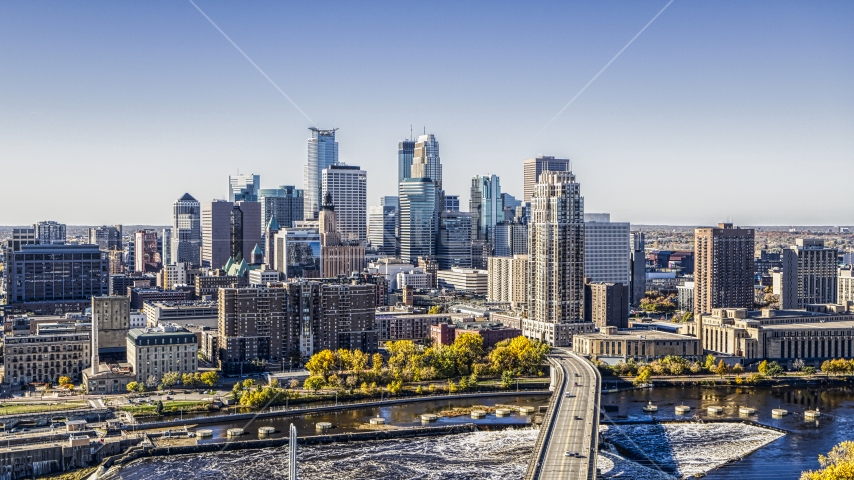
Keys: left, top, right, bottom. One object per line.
{"left": 1, "top": 1, "right": 852, "bottom": 225}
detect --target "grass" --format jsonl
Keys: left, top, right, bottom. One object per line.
{"left": 120, "top": 400, "right": 214, "bottom": 417}
{"left": 0, "top": 401, "right": 88, "bottom": 416}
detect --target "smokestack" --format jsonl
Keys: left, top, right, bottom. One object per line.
{"left": 91, "top": 313, "right": 99, "bottom": 375}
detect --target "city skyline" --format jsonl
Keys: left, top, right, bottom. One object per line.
{"left": 1, "top": 1, "right": 852, "bottom": 225}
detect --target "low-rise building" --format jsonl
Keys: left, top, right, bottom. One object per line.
{"left": 446, "top": 322, "right": 522, "bottom": 349}
{"left": 82, "top": 362, "right": 134, "bottom": 394}
{"left": 584, "top": 282, "right": 629, "bottom": 329}
{"left": 430, "top": 323, "right": 455, "bottom": 346}
{"left": 126, "top": 325, "right": 198, "bottom": 384}
{"left": 436, "top": 268, "right": 488, "bottom": 295}
{"left": 2, "top": 331, "right": 90, "bottom": 385}
{"left": 573, "top": 326, "right": 701, "bottom": 363}
{"left": 375, "top": 312, "right": 450, "bottom": 342}
{"left": 142, "top": 300, "right": 218, "bottom": 329}
{"left": 129, "top": 288, "right": 192, "bottom": 309}
{"left": 520, "top": 319, "right": 596, "bottom": 347}
{"left": 395, "top": 270, "right": 433, "bottom": 291}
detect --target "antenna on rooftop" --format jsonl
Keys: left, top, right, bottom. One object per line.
{"left": 410, "top": 124, "right": 412, "bottom": 141}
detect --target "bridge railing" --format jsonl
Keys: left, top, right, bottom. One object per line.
{"left": 523, "top": 357, "right": 565, "bottom": 480}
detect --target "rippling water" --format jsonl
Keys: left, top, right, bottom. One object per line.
{"left": 114, "top": 428, "right": 540, "bottom": 480}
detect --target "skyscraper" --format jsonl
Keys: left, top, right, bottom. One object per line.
{"left": 399, "top": 178, "right": 437, "bottom": 264}
{"left": 258, "top": 186, "right": 304, "bottom": 231}
{"left": 630, "top": 232, "right": 646, "bottom": 307}
{"left": 201, "top": 200, "right": 261, "bottom": 269}
{"left": 319, "top": 193, "right": 366, "bottom": 277}
{"left": 411, "top": 134, "right": 442, "bottom": 188}
{"left": 398, "top": 139, "right": 415, "bottom": 183}
{"left": 444, "top": 195, "right": 460, "bottom": 212}
{"left": 171, "top": 193, "right": 201, "bottom": 266}
{"left": 470, "top": 174, "right": 501, "bottom": 244}
{"left": 304, "top": 128, "right": 339, "bottom": 219}
{"left": 523, "top": 156, "right": 571, "bottom": 202}
{"left": 368, "top": 204, "right": 397, "bottom": 256}
{"left": 694, "top": 223, "right": 755, "bottom": 316}
{"left": 494, "top": 221, "right": 528, "bottom": 257}
{"left": 437, "top": 211, "right": 474, "bottom": 269}
{"left": 528, "top": 171, "right": 585, "bottom": 324}
{"left": 779, "top": 238, "right": 838, "bottom": 309}
{"left": 134, "top": 230, "right": 162, "bottom": 273}
{"left": 229, "top": 202, "right": 262, "bottom": 262}
{"left": 583, "top": 213, "right": 631, "bottom": 285}
{"left": 321, "top": 164, "right": 367, "bottom": 243}
{"left": 88, "top": 225, "right": 123, "bottom": 251}
{"left": 228, "top": 174, "right": 260, "bottom": 202}
{"left": 34, "top": 221, "right": 66, "bottom": 245}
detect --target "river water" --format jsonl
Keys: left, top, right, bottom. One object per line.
{"left": 113, "top": 386, "right": 854, "bottom": 479}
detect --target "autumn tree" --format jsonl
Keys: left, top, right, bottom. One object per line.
{"left": 200, "top": 371, "right": 220, "bottom": 387}
{"left": 715, "top": 360, "right": 729, "bottom": 378}
{"left": 303, "top": 376, "right": 325, "bottom": 393}
{"left": 800, "top": 441, "right": 854, "bottom": 480}
{"left": 126, "top": 381, "right": 140, "bottom": 393}
{"left": 305, "top": 350, "right": 336, "bottom": 380}
{"left": 58, "top": 376, "right": 72, "bottom": 387}
{"left": 757, "top": 360, "right": 769, "bottom": 376}
{"left": 633, "top": 366, "right": 651, "bottom": 386}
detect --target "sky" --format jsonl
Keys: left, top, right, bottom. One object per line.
{"left": 1, "top": 0, "right": 852, "bottom": 226}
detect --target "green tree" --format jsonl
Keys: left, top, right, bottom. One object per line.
{"left": 161, "top": 371, "right": 181, "bottom": 388}
{"left": 200, "top": 370, "right": 220, "bottom": 387}
{"left": 304, "top": 376, "right": 325, "bottom": 393}
{"left": 766, "top": 361, "right": 785, "bottom": 377}
{"left": 802, "top": 366, "right": 817, "bottom": 376}
{"left": 155, "top": 400, "right": 164, "bottom": 415}
{"left": 800, "top": 441, "right": 854, "bottom": 480}
{"left": 501, "top": 370, "right": 513, "bottom": 389}
{"left": 704, "top": 354, "right": 717, "bottom": 371}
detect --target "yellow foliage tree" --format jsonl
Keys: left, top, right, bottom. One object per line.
{"left": 801, "top": 441, "right": 854, "bottom": 480}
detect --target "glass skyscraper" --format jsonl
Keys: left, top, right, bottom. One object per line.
{"left": 259, "top": 186, "right": 304, "bottom": 231}
{"left": 229, "top": 174, "right": 260, "bottom": 202}
{"left": 398, "top": 140, "right": 415, "bottom": 183}
{"left": 470, "top": 174, "right": 501, "bottom": 243}
{"left": 411, "top": 134, "right": 442, "bottom": 189}
{"left": 304, "top": 128, "right": 339, "bottom": 219}
{"left": 399, "top": 178, "right": 437, "bottom": 264}
{"left": 171, "top": 193, "right": 201, "bottom": 266}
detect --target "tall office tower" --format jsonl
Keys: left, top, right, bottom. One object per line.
{"left": 161, "top": 228, "right": 172, "bottom": 266}
{"left": 263, "top": 216, "right": 281, "bottom": 270}
{"left": 228, "top": 173, "right": 260, "bottom": 202}
{"left": 839, "top": 267, "right": 854, "bottom": 304}
{"left": 410, "top": 134, "right": 442, "bottom": 188}
{"left": 108, "top": 250, "right": 125, "bottom": 275}
{"left": 527, "top": 171, "right": 585, "bottom": 323}
{"left": 368, "top": 205, "right": 397, "bottom": 256}
{"left": 229, "top": 201, "right": 262, "bottom": 262}
{"left": 259, "top": 186, "right": 304, "bottom": 231}
{"left": 501, "top": 193, "right": 522, "bottom": 221}
{"left": 583, "top": 213, "right": 631, "bottom": 285}
{"left": 382, "top": 196, "right": 400, "bottom": 256}
{"left": 693, "top": 223, "right": 755, "bottom": 316}
{"left": 584, "top": 282, "right": 630, "bottom": 329}
{"left": 5, "top": 228, "right": 37, "bottom": 252}
{"left": 399, "top": 178, "right": 438, "bottom": 264}
{"left": 444, "top": 195, "right": 460, "bottom": 212}
{"left": 133, "top": 230, "right": 162, "bottom": 273}
{"left": 4, "top": 244, "right": 109, "bottom": 314}
{"left": 201, "top": 200, "right": 261, "bottom": 269}
{"left": 437, "top": 211, "right": 473, "bottom": 269}
{"left": 487, "top": 254, "right": 528, "bottom": 309}
{"left": 88, "top": 225, "right": 123, "bottom": 251}
{"left": 470, "top": 175, "right": 502, "bottom": 243}
{"left": 170, "top": 193, "right": 202, "bottom": 267}
{"left": 494, "top": 221, "right": 528, "bottom": 257}
{"left": 522, "top": 156, "right": 571, "bottom": 202}
{"left": 779, "top": 238, "right": 838, "bottom": 309}
{"left": 630, "top": 231, "right": 646, "bottom": 307}
{"left": 321, "top": 164, "right": 367, "bottom": 243}
{"left": 319, "top": 193, "right": 366, "bottom": 277}
{"left": 91, "top": 295, "right": 131, "bottom": 362}
{"left": 398, "top": 139, "right": 415, "bottom": 183}
{"left": 274, "top": 228, "right": 321, "bottom": 279}
{"left": 34, "top": 221, "right": 66, "bottom": 244}
{"left": 304, "top": 128, "right": 339, "bottom": 219}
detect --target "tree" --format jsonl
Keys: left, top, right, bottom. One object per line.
{"left": 704, "top": 354, "right": 717, "bottom": 372}
{"left": 450, "top": 333, "right": 484, "bottom": 376}
{"left": 800, "top": 441, "right": 854, "bottom": 480}
{"left": 731, "top": 363, "right": 744, "bottom": 376}
{"left": 156, "top": 400, "right": 164, "bottom": 415}
{"left": 387, "top": 379, "right": 403, "bottom": 395}
{"left": 501, "top": 370, "right": 513, "bottom": 389}
{"left": 448, "top": 381, "right": 458, "bottom": 393}
{"left": 289, "top": 379, "right": 300, "bottom": 389}
{"left": 633, "top": 366, "right": 651, "bottom": 386}
{"left": 304, "top": 376, "right": 325, "bottom": 393}
{"left": 305, "top": 350, "right": 336, "bottom": 380}
{"left": 160, "top": 371, "right": 181, "bottom": 388}
{"left": 428, "top": 305, "right": 442, "bottom": 314}
{"left": 182, "top": 373, "right": 197, "bottom": 387}
{"left": 200, "top": 371, "right": 220, "bottom": 387}
{"left": 793, "top": 359, "right": 805, "bottom": 372}
{"left": 372, "top": 353, "right": 384, "bottom": 374}
{"left": 126, "top": 381, "right": 140, "bottom": 393}
{"left": 58, "top": 376, "right": 72, "bottom": 387}
{"left": 758, "top": 360, "right": 769, "bottom": 376}
{"left": 803, "top": 366, "right": 817, "bottom": 377}
{"left": 766, "top": 361, "right": 785, "bottom": 377}
{"left": 145, "top": 375, "right": 158, "bottom": 388}
{"left": 242, "top": 379, "right": 256, "bottom": 390}
{"left": 715, "top": 360, "right": 729, "bottom": 378}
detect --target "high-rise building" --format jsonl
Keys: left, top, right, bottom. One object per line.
{"left": 274, "top": 228, "right": 321, "bottom": 279}
{"left": 161, "top": 228, "right": 172, "bottom": 266}
{"left": 522, "top": 156, "right": 571, "bottom": 202}
{"left": 501, "top": 193, "right": 522, "bottom": 221}
{"left": 218, "top": 286, "right": 289, "bottom": 371}
{"left": 4, "top": 244, "right": 109, "bottom": 315}
{"left": 134, "top": 230, "right": 162, "bottom": 273}
{"left": 584, "top": 282, "right": 629, "bottom": 329}
{"left": 368, "top": 201, "right": 398, "bottom": 256}
{"left": 201, "top": 200, "right": 261, "bottom": 268}
{"left": 630, "top": 232, "right": 646, "bottom": 307}
{"left": 470, "top": 174, "right": 501, "bottom": 244}
{"left": 229, "top": 173, "right": 260, "bottom": 202}
{"left": 304, "top": 128, "right": 339, "bottom": 219}
{"left": 322, "top": 164, "right": 367, "bottom": 243}
{"left": 488, "top": 254, "right": 527, "bottom": 309}
{"left": 693, "top": 223, "right": 755, "bottom": 316}
{"left": 437, "top": 211, "right": 473, "bottom": 269}
{"left": 259, "top": 185, "right": 304, "bottom": 231}
{"left": 319, "top": 193, "right": 366, "bottom": 278}
{"left": 494, "top": 221, "right": 528, "bottom": 257}
{"left": 88, "top": 225, "right": 123, "bottom": 251}
{"left": 444, "top": 195, "right": 460, "bottom": 212}
{"left": 399, "top": 178, "right": 438, "bottom": 264}
{"left": 170, "top": 193, "right": 201, "bottom": 267}
{"left": 398, "top": 139, "right": 415, "bottom": 183}
{"left": 411, "top": 134, "right": 442, "bottom": 188}
{"left": 779, "top": 239, "right": 838, "bottom": 309}
{"left": 839, "top": 267, "right": 854, "bottom": 304}
{"left": 263, "top": 216, "right": 281, "bottom": 270}
{"left": 584, "top": 213, "right": 631, "bottom": 285}
{"left": 34, "top": 221, "right": 66, "bottom": 244}
{"left": 91, "top": 295, "right": 131, "bottom": 362}
{"left": 527, "top": 171, "right": 585, "bottom": 325}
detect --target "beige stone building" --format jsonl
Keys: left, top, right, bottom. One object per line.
{"left": 573, "top": 326, "right": 701, "bottom": 361}
{"left": 3, "top": 329, "right": 90, "bottom": 385}
{"left": 127, "top": 325, "right": 198, "bottom": 384}
{"left": 487, "top": 255, "right": 527, "bottom": 309}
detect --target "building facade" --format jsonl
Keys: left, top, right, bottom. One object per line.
{"left": 171, "top": 193, "right": 201, "bottom": 267}
{"left": 583, "top": 213, "right": 631, "bottom": 285}
{"left": 319, "top": 193, "right": 366, "bottom": 277}
{"left": 228, "top": 173, "right": 260, "bottom": 202}
{"left": 92, "top": 296, "right": 131, "bottom": 360}
{"left": 573, "top": 327, "right": 701, "bottom": 362}
{"left": 304, "top": 128, "right": 339, "bottom": 219}
{"left": 127, "top": 325, "right": 198, "bottom": 383}
{"left": 133, "top": 230, "right": 162, "bottom": 273}
{"left": 693, "top": 223, "right": 755, "bottom": 316}
{"left": 399, "top": 178, "right": 437, "bottom": 264}
{"left": 259, "top": 185, "right": 304, "bottom": 231}
{"left": 437, "top": 211, "right": 473, "bottom": 269}
{"left": 2, "top": 331, "right": 90, "bottom": 385}
{"left": 34, "top": 221, "right": 66, "bottom": 244}
{"left": 88, "top": 225, "right": 123, "bottom": 251}
{"left": 437, "top": 268, "right": 489, "bottom": 294}
{"left": 584, "top": 282, "right": 629, "bottom": 329}
{"left": 321, "top": 164, "right": 367, "bottom": 243}
{"left": 522, "top": 156, "right": 570, "bottom": 202}
{"left": 780, "top": 239, "right": 838, "bottom": 309}
{"left": 494, "top": 221, "right": 527, "bottom": 257}
{"left": 470, "top": 175, "right": 501, "bottom": 244}
{"left": 487, "top": 255, "right": 528, "bottom": 309}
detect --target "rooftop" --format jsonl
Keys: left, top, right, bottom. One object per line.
{"left": 577, "top": 329, "right": 696, "bottom": 341}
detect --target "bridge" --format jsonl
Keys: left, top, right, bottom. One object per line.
{"left": 525, "top": 349, "right": 601, "bottom": 479}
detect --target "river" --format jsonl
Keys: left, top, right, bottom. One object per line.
{"left": 112, "top": 385, "right": 854, "bottom": 479}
